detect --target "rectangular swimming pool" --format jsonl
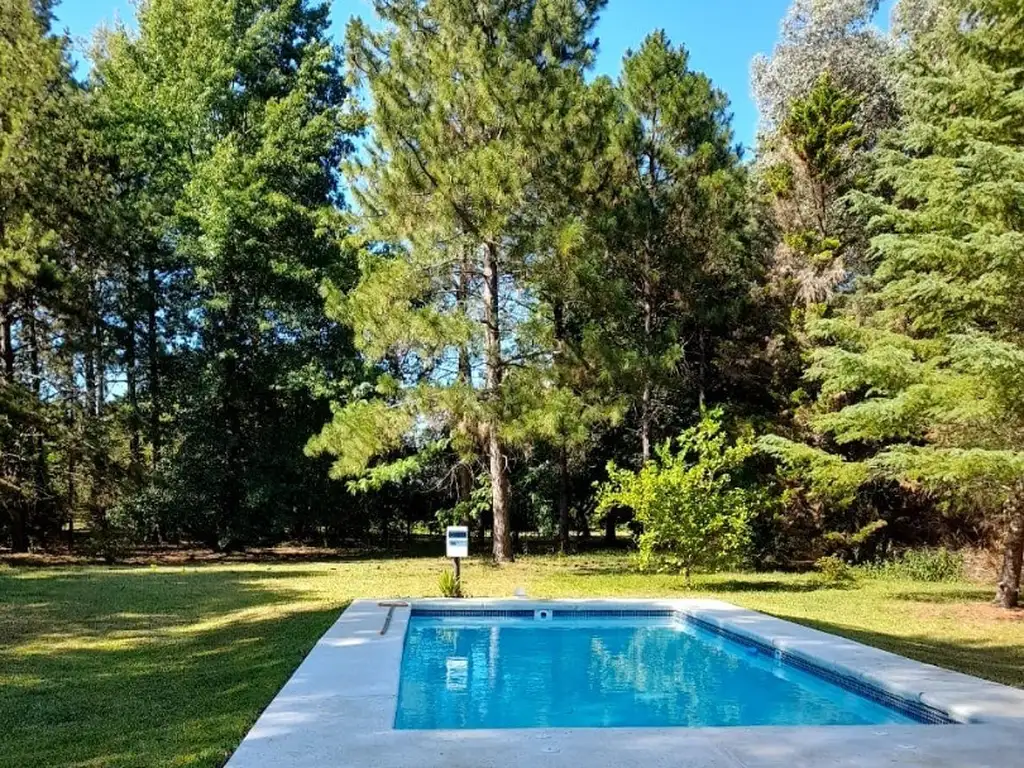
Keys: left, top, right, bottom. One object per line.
{"left": 394, "top": 611, "right": 937, "bottom": 730}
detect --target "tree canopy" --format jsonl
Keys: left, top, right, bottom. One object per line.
{"left": 3, "top": 0, "right": 1023, "bottom": 606}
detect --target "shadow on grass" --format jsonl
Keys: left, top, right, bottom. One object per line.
{"left": 887, "top": 586, "right": 992, "bottom": 604}
{"left": 698, "top": 578, "right": 820, "bottom": 594}
{"left": 561, "top": 563, "right": 824, "bottom": 591}
{"left": 0, "top": 539, "right": 448, "bottom": 567}
{"left": 0, "top": 568, "right": 342, "bottom": 768}
{"left": 769, "top": 613, "right": 1024, "bottom": 690}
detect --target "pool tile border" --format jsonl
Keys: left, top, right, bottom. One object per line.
{"left": 412, "top": 608, "right": 536, "bottom": 618}
{"left": 682, "top": 614, "right": 955, "bottom": 725}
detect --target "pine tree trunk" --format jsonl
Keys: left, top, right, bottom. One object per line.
{"left": 126, "top": 317, "right": 142, "bottom": 474}
{"left": 0, "top": 303, "right": 13, "bottom": 380}
{"left": 640, "top": 268, "right": 653, "bottom": 464}
{"left": 146, "top": 258, "right": 161, "bottom": 469}
{"left": 84, "top": 345, "right": 96, "bottom": 419}
{"left": 482, "top": 242, "right": 513, "bottom": 563}
{"left": 219, "top": 304, "right": 243, "bottom": 552}
{"left": 558, "top": 444, "right": 570, "bottom": 553}
{"left": 95, "top": 329, "right": 105, "bottom": 415}
{"left": 28, "top": 309, "right": 48, "bottom": 545}
{"left": 456, "top": 461, "right": 473, "bottom": 525}
{"left": 67, "top": 447, "right": 76, "bottom": 551}
{"left": 552, "top": 299, "right": 570, "bottom": 554}
{"left": 995, "top": 482, "right": 1024, "bottom": 609}
{"left": 698, "top": 331, "right": 707, "bottom": 411}
{"left": 455, "top": 252, "right": 476, "bottom": 530}
{"left": 640, "top": 381, "right": 652, "bottom": 463}
{"left": 91, "top": 318, "right": 107, "bottom": 523}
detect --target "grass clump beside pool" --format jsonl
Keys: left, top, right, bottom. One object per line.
{"left": 1, "top": 552, "right": 1022, "bottom": 768}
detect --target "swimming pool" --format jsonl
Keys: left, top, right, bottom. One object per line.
{"left": 394, "top": 611, "right": 934, "bottom": 730}
{"left": 227, "top": 599, "right": 1024, "bottom": 768}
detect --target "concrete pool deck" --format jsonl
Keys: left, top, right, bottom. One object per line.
{"left": 225, "top": 598, "right": 1024, "bottom": 767}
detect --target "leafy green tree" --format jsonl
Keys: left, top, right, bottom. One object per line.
{"left": 598, "top": 411, "right": 756, "bottom": 583}
{"left": 750, "top": 8, "right": 897, "bottom": 565}
{"left": 752, "top": 0, "right": 894, "bottom": 136}
{"left": 310, "top": 0, "right": 605, "bottom": 562}
{"left": 507, "top": 76, "right": 626, "bottom": 552}
{"left": 763, "top": 0, "right": 1024, "bottom": 607}
{"left": 752, "top": 0, "right": 896, "bottom": 309}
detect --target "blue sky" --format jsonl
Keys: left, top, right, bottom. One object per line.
{"left": 53, "top": 0, "right": 892, "bottom": 152}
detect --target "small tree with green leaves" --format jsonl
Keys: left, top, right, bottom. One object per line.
{"left": 598, "top": 411, "right": 756, "bottom": 583}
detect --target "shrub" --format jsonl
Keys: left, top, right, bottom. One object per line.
{"left": 815, "top": 555, "right": 856, "bottom": 587}
{"left": 866, "top": 548, "right": 965, "bottom": 582}
{"left": 438, "top": 568, "right": 463, "bottom": 598}
{"left": 80, "top": 519, "right": 139, "bottom": 564}
{"left": 597, "top": 410, "right": 758, "bottom": 584}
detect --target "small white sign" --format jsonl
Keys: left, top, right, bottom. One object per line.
{"left": 446, "top": 525, "right": 469, "bottom": 558}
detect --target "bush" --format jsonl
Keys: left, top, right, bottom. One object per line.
{"left": 865, "top": 548, "right": 965, "bottom": 582}
{"left": 815, "top": 555, "right": 856, "bottom": 587}
{"left": 80, "top": 520, "right": 139, "bottom": 564}
{"left": 438, "top": 568, "right": 464, "bottom": 598}
{"left": 597, "top": 411, "right": 759, "bottom": 584}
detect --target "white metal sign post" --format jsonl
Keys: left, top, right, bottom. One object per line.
{"left": 446, "top": 525, "right": 469, "bottom": 581}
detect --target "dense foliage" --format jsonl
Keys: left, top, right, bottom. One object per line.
{"left": 2, "top": 0, "right": 1022, "bottom": 605}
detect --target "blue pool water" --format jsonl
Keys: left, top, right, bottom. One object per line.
{"left": 394, "top": 615, "right": 919, "bottom": 730}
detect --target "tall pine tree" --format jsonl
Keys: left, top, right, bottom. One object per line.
{"left": 309, "top": 0, "right": 604, "bottom": 562}
{"left": 593, "top": 32, "right": 750, "bottom": 463}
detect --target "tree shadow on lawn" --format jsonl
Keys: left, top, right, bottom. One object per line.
{"left": 0, "top": 568, "right": 343, "bottom": 768}
{"left": 1, "top": 540, "right": 447, "bottom": 568}
{"left": 559, "top": 561, "right": 825, "bottom": 593}
{"left": 768, "top": 613, "right": 1024, "bottom": 690}
{"left": 885, "top": 585, "right": 992, "bottom": 604}
{"left": 697, "top": 578, "right": 820, "bottom": 594}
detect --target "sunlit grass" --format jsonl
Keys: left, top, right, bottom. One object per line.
{"left": 0, "top": 553, "right": 1021, "bottom": 767}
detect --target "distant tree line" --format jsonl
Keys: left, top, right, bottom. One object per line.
{"left": 2, "top": 0, "right": 1022, "bottom": 606}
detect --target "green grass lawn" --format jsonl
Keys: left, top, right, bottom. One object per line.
{"left": 1, "top": 552, "right": 1021, "bottom": 768}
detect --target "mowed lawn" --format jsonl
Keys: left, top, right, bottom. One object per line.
{"left": 1, "top": 553, "right": 1022, "bottom": 768}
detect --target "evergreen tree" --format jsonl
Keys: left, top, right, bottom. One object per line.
{"left": 763, "top": 72, "right": 866, "bottom": 304}
{"left": 92, "top": 0, "right": 359, "bottom": 549}
{"left": 309, "top": 0, "right": 605, "bottom": 562}
{"left": 591, "top": 32, "right": 751, "bottom": 464}
{"left": 507, "top": 76, "right": 625, "bottom": 552}
{"left": 763, "top": 0, "right": 1024, "bottom": 606}
{"left": 0, "top": 0, "right": 107, "bottom": 550}
{"left": 752, "top": 0, "right": 894, "bottom": 135}
{"left": 753, "top": 0, "right": 896, "bottom": 307}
